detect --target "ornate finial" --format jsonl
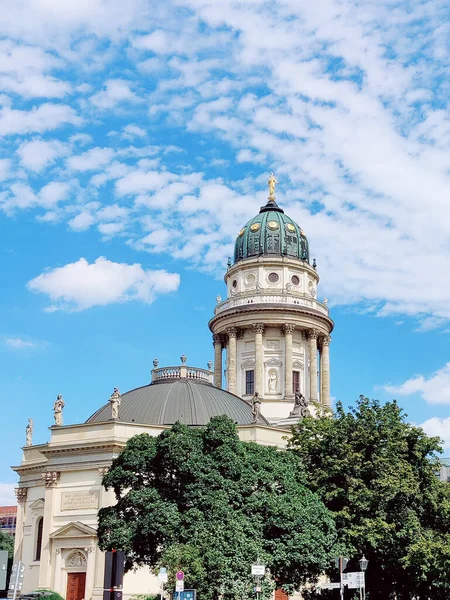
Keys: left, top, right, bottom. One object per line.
{"left": 268, "top": 172, "right": 278, "bottom": 201}
{"left": 153, "top": 358, "right": 159, "bottom": 368}
{"left": 180, "top": 354, "right": 187, "bottom": 364}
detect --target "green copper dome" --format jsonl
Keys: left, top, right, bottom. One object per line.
{"left": 234, "top": 200, "right": 309, "bottom": 264}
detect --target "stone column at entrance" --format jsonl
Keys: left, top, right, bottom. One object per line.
{"left": 282, "top": 324, "right": 295, "bottom": 398}
{"left": 321, "top": 335, "right": 331, "bottom": 408}
{"left": 226, "top": 328, "right": 237, "bottom": 395}
{"left": 253, "top": 323, "right": 265, "bottom": 396}
{"left": 213, "top": 334, "right": 223, "bottom": 388}
{"left": 308, "top": 329, "right": 318, "bottom": 402}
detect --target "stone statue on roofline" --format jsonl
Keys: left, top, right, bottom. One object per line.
{"left": 109, "top": 387, "right": 121, "bottom": 420}
{"left": 289, "top": 388, "right": 308, "bottom": 418}
{"left": 25, "top": 418, "right": 33, "bottom": 446}
{"left": 252, "top": 392, "right": 262, "bottom": 423}
{"left": 53, "top": 394, "right": 65, "bottom": 426}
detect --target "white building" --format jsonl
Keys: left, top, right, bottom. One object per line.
{"left": 12, "top": 181, "right": 333, "bottom": 600}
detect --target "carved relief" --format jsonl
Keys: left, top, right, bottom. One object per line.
{"left": 15, "top": 487, "right": 27, "bottom": 502}
{"left": 252, "top": 323, "right": 265, "bottom": 335}
{"left": 42, "top": 471, "right": 60, "bottom": 487}
{"left": 226, "top": 327, "right": 237, "bottom": 339}
{"left": 65, "top": 550, "right": 87, "bottom": 568}
{"left": 308, "top": 329, "right": 318, "bottom": 340}
{"left": 282, "top": 324, "right": 295, "bottom": 335}
{"left": 268, "top": 369, "right": 278, "bottom": 393}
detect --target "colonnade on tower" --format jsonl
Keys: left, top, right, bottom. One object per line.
{"left": 209, "top": 175, "right": 334, "bottom": 424}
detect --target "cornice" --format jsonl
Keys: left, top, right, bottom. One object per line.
{"left": 209, "top": 303, "right": 334, "bottom": 333}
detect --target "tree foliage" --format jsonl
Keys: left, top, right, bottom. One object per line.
{"left": 0, "top": 531, "right": 14, "bottom": 592}
{"left": 289, "top": 396, "right": 450, "bottom": 600}
{"left": 98, "top": 416, "right": 338, "bottom": 600}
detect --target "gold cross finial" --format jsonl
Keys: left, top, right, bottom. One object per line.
{"left": 268, "top": 172, "right": 278, "bottom": 201}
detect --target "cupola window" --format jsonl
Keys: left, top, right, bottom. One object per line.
{"left": 268, "top": 272, "right": 279, "bottom": 283}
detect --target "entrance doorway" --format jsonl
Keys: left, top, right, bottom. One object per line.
{"left": 66, "top": 572, "right": 86, "bottom": 600}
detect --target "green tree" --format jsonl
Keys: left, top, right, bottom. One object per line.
{"left": 289, "top": 396, "right": 450, "bottom": 600}
{"left": 0, "top": 530, "right": 14, "bottom": 592}
{"left": 98, "top": 416, "right": 338, "bottom": 600}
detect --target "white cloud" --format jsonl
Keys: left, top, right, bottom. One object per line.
{"left": 0, "top": 158, "right": 11, "bottom": 181}
{"left": 123, "top": 124, "right": 146, "bottom": 138}
{"left": 27, "top": 256, "right": 180, "bottom": 311}
{"left": 67, "top": 147, "right": 114, "bottom": 171}
{"left": 0, "top": 483, "right": 16, "bottom": 505}
{"left": 68, "top": 211, "right": 95, "bottom": 231}
{"left": 17, "top": 138, "right": 68, "bottom": 171}
{"left": 420, "top": 417, "right": 450, "bottom": 450}
{"left": 0, "top": 103, "right": 81, "bottom": 135}
{"left": 90, "top": 79, "right": 140, "bottom": 109}
{"left": 4, "top": 336, "right": 48, "bottom": 352}
{"left": 384, "top": 363, "right": 450, "bottom": 405}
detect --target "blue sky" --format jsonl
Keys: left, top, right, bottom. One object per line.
{"left": 2, "top": 0, "right": 450, "bottom": 504}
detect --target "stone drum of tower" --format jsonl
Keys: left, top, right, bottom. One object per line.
{"left": 209, "top": 176, "right": 334, "bottom": 424}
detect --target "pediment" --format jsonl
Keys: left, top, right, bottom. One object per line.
{"left": 50, "top": 521, "right": 97, "bottom": 539}
{"left": 264, "top": 358, "right": 282, "bottom": 367}
{"left": 241, "top": 358, "right": 255, "bottom": 369}
{"left": 29, "top": 498, "right": 45, "bottom": 510}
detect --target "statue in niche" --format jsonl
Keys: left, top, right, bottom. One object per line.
{"left": 109, "top": 388, "right": 121, "bottom": 420}
{"left": 53, "top": 394, "right": 65, "bottom": 426}
{"left": 268, "top": 369, "right": 278, "bottom": 393}
{"left": 289, "top": 388, "right": 308, "bottom": 418}
{"left": 25, "top": 418, "right": 33, "bottom": 446}
{"left": 251, "top": 392, "right": 262, "bottom": 423}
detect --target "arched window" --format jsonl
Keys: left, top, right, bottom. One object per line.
{"left": 35, "top": 517, "right": 43, "bottom": 561}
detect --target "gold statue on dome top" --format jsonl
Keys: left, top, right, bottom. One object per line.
{"left": 268, "top": 172, "right": 278, "bottom": 200}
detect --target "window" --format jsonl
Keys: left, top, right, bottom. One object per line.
{"left": 292, "top": 371, "right": 300, "bottom": 395}
{"left": 291, "top": 275, "right": 300, "bottom": 286}
{"left": 35, "top": 517, "right": 43, "bottom": 561}
{"left": 245, "top": 370, "right": 255, "bottom": 395}
{"left": 268, "top": 272, "right": 279, "bottom": 283}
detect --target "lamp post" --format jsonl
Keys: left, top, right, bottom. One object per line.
{"left": 359, "top": 556, "right": 368, "bottom": 600}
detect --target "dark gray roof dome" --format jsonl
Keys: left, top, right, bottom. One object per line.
{"left": 86, "top": 379, "right": 269, "bottom": 426}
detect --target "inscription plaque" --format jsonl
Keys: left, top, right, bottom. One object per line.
{"left": 61, "top": 490, "right": 99, "bottom": 511}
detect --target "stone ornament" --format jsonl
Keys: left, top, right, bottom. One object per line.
{"left": 180, "top": 354, "right": 187, "bottom": 364}
{"left": 66, "top": 551, "right": 87, "bottom": 568}
{"left": 53, "top": 394, "right": 65, "bottom": 426}
{"left": 282, "top": 323, "right": 295, "bottom": 335}
{"left": 25, "top": 418, "right": 33, "bottom": 446}
{"left": 289, "top": 389, "right": 309, "bottom": 418}
{"left": 42, "top": 471, "right": 60, "bottom": 487}
{"left": 308, "top": 329, "right": 318, "bottom": 340}
{"left": 207, "top": 360, "right": 213, "bottom": 371}
{"left": 15, "top": 487, "right": 28, "bottom": 502}
{"left": 251, "top": 392, "right": 262, "bottom": 423}
{"left": 109, "top": 388, "right": 121, "bottom": 420}
{"left": 153, "top": 358, "right": 159, "bottom": 368}
{"left": 321, "top": 335, "right": 331, "bottom": 346}
{"left": 226, "top": 327, "right": 237, "bottom": 338}
{"left": 268, "top": 369, "right": 278, "bottom": 393}
{"left": 252, "top": 323, "right": 265, "bottom": 334}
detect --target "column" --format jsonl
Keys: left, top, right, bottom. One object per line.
{"left": 38, "top": 472, "right": 60, "bottom": 589}
{"left": 321, "top": 335, "right": 331, "bottom": 408}
{"left": 252, "top": 323, "right": 265, "bottom": 396}
{"left": 213, "top": 334, "right": 223, "bottom": 388}
{"left": 282, "top": 324, "right": 295, "bottom": 399}
{"left": 308, "top": 329, "right": 318, "bottom": 402}
{"left": 13, "top": 488, "right": 27, "bottom": 564}
{"left": 226, "top": 327, "right": 237, "bottom": 395}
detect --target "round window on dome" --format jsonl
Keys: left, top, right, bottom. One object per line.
{"left": 239, "top": 227, "right": 246, "bottom": 237}
{"left": 267, "top": 220, "right": 279, "bottom": 230}
{"left": 286, "top": 223, "right": 296, "bottom": 233}
{"left": 291, "top": 275, "right": 300, "bottom": 286}
{"left": 250, "top": 222, "right": 261, "bottom": 232}
{"left": 268, "top": 272, "right": 279, "bottom": 283}
{"left": 245, "top": 273, "right": 256, "bottom": 285}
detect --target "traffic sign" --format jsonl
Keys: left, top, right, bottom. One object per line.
{"left": 320, "top": 583, "right": 341, "bottom": 589}
{"left": 345, "top": 572, "right": 365, "bottom": 589}
{"left": 251, "top": 565, "right": 265, "bottom": 576}
{"left": 175, "top": 580, "right": 184, "bottom": 592}
{"left": 176, "top": 571, "right": 185, "bottom": 581}
{"left": 158, "top": 568, "right": 168, "bottom": 583}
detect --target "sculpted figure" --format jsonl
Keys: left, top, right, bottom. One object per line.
{"left": 53, "top": 394, "right": 65, "bottom": 426}
{"left": 109, "top": 387, "right": 121, "bottom": 420}
{"left": 268, "top": 172, "right": 278, "bottom": 198}
{"left": 25, "top": 418, "right": 33, "bottom": 446}
{"left": 268, "top": 370, "right": 278, "bottom": 393}
{"left": 251, "top": 392, "right": 262, "bottom": 423}
{"left": 290, "top": 388, "right": 308, "bottom": 418}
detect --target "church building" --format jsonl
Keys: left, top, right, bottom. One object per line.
{"left": 12, "top": 175, "right": 333, "bottom": 600}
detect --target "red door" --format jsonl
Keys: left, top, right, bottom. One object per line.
{"left": 67, "top": 572, "right": 86, "bottom": 600}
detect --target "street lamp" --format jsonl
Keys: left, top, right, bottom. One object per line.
{"left": 359, "top": 556, "right": 368, "bottom": 600}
